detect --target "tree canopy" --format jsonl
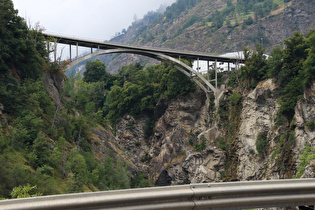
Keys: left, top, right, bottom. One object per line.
{"left": 83, "top": 59, "right": 109, "bottom": 84}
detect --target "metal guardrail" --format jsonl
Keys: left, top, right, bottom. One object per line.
{"left": 1, "top": 179, "right": 315, "bottom": 210}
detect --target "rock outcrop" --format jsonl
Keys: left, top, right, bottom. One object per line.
{"left": 294, "top": 81, "right": 315, "bottom": 152}
{"left": 116, "top": 115, "right": 149, "bottom": 168}
{"left": 181, "top": 146, "right": 225, "bottom": 183}
{"left": 148, "top": 89, "right": 209, "bottom": 181}
{"left": 156, "top": 146, "right": 225, "bottom": 185}
{"left": 237, "top": 79, "right": 280, "bottom": 180}
{"left": 116, "top": 79, "right": 315, "bottom": 185}
{"left": 43, "top": 72, "right": 66, "bottom": 107}
{"left": 301, "top": 159, "right": 315, "bottom": 178}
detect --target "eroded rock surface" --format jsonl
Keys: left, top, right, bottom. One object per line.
{"left": 115, "top": 80, "right": 315, "bottom": 185}
{"left": 237, "top": 79, "right": 280, "bottom": 180}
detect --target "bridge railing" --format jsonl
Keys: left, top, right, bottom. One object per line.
{"left": 1, "top": 179, "right": 315, "bottom": 209}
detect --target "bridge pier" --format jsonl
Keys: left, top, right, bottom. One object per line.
{"left": 76, "top": 42, "right": 78, "bottom": 60}
{"left": 54, "top": 42, "right": 57, "bottom": 62}
{"left": 69, "top": 44, "right": 72, "bottom": 61}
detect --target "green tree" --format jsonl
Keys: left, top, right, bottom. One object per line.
{"left": 276, "top": 32, "right": 308, "bottom": 120}
{"left": 14, "top": 112, "right": 44, "bottom": 147}
{"left": 112, "top": 158, "right": 130, "bottom": 189}
{"left": 303, "top": 31, "right": 315, "bottom": 86}
{"left": 11, "top": 184, "right": 42, "bottom": 198}
{"left": 267, "top": 46, "right": 283, "bottom": 78}
{"left": 67, "top": 148, "right": 88, "bottom": 189}
{"left": 279, "top": 32, "right": 308, "bottom": 88}
{"left": 101, "top": 157, "right": 115, "bottom": 190}
{"left": 241, "top": 45, "right": 268, "bottom": 88}
{"left": 31, "top": 131, "right": 51, "bottom": 168}
{"left": 51, "top": 137, "right": 67, "bottom": 177}
{"left": 83, "top": 59, "right": 109, "bottom": 83}
{"left": 0, "top": 0, "right": 46, "bottom": 80}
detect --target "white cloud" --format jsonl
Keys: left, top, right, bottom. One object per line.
{"left": 12, "top": 0, "right": 176, "bottom": 41}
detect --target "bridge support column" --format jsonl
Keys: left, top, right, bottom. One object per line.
{"left": 216, "top": 60, "right": 218, "bottom": 89}
{"left": 46, "top": 41, "right": 50, "bottom": 62}
{"left": 54, "top": 42, "right": 57, "bottom": 63}
{"left": 207, "top": 60, "right": 210, "bottom": 90}
{"left": 69, "top": 44, "right": 72, "bottom": 62}
{"left": 76, "top": 42, "right": 78, "bottom": 60}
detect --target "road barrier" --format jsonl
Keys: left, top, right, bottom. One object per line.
{"left": 1, "top": 179, "right": 315, "bottom": 209}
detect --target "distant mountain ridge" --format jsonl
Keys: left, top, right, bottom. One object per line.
{"left": 76, "top": 0, "right": 315, "bottom": 74}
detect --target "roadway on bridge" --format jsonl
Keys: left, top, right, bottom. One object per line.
{"left": 43, "top": 32, "right": 245, "bottom": 63}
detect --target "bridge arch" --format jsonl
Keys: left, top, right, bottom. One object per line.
{"left": 66, "top": 49, "right": 217, "bottom": 94}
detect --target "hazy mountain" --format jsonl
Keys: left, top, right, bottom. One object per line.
{"left": 91, "top": 0, "right": 314, "bottom": 74}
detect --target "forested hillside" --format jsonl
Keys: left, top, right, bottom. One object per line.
{"left": 94, "top": 0, "right": 314, "bottom": 74}
{"left": 0, "top": 0, "right": 199, "bottom": 199}
{"left": 117, "top": 0, "right": 314, "bottom": 51}
{"left": 0, "top": 0, "right": 152, "bottom": 198}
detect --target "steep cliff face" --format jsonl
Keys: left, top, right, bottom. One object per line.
{"left": 116, "top": 115, "right": 149, "bottom": 169}
{"left": 294, "top": 82, "right": 315, "bottom": 152}
{"left": 116, "top": 89, "right": 223, "bottom": 184}
{"left": 237, "top": 79, "right": 280, "bottom": 180}
{"left": 43, "top": 72, "right": 66, "bottom": 107}
{"left": 294, "top": 82, "right": 315, "bottom": 179}
{"left": 115, "top": 80, "right": 315, "bottom": 184}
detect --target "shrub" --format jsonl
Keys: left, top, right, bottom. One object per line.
{"left": 216, "top": 137, "right": 230, "bottom": 150}
{"left": 141, "top": 152, "right": 152, "bottom": 163}
{"left": 294, "top": 145, "right": 315, "bottom": 178}
{"left": 306, "top": 120, "right": 315, "bottom": 130}
{"left": 256, "top": 132, "right": 268, "bottom": 158}
{"left": 194, "top": 137, "right": 206, "bottom": 152}
{"left": 228, "top": 93, "right": 242, "bottom": 106}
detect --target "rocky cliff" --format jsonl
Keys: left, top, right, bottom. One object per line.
{"left": 115, "top": 79, "right": 315, "bottom": 185}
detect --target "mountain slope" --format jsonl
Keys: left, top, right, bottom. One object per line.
{"left": 93, "top": 0, "right": 314, "bottom": 74}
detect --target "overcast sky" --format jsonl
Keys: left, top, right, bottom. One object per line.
{"left": 12, "top": 0, "right": 176, "bottom": 41}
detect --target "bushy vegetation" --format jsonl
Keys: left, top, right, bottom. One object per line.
{"left": 217, "top": 28, "right": 314, "bottom": 176}
{"left": 164, "top": 0, "right": 203, "bottom": 22}
{"left": 294, "top": 145, "right": 315, "bottom": 178}
{"left": 133, "top": 0, "right": 293, "bottom": 47}
{"left": 101, "top": 62, "right": 196, "bottom": 127}
{"left": 0, "top": 0, "right": 159, "bottom": 199}
{"left": 0, "top": 0, "right": 199, "bottom": 199}
{"left": 217, "top": 92, "right": 243, "bottom": 181}
{"left": 227, "top": 30, "right": 315, "bottom": 177}
{"left": 229, "top": 31, "right": 315, "bottom": 123}
{"left": 256, "top": 132, "right": 268, "bottom": 158}
{"left": 65, "top": 60, "right": 196, "bottom": 129}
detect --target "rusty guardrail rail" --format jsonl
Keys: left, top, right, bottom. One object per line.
{"left": 1, "top": 179, "right": 315, "bottom": 209}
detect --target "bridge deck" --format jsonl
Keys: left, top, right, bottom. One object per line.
{"left": 43, "top": 33, "right": 245, "bottom": 63}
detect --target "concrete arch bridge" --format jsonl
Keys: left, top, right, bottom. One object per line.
{"left": 43, "top": 33, "right": 244, "bottom": 103}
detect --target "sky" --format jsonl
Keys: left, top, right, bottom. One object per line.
{"left": 12, "top": 0, "right": 176, "bottom": 41}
